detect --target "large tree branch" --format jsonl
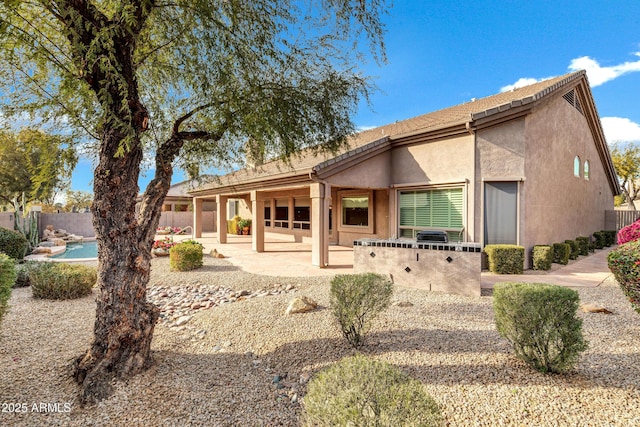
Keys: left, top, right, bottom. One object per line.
{"left": 137, "top": 105, "right": 231, "bottom": 239}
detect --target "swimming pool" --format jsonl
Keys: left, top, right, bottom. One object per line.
{"left": 50, "top": 241, "right": 98, "bottom": 260}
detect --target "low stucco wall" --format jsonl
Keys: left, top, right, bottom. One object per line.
{"left": 0, "top": 212, "right": 14, "bottom": 230}
{"left": 353, "top": 240, "right": 482, "bottom": 297}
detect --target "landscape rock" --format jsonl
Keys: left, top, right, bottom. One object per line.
{"left": 580, "top": 303, "right": 614, "bottom": 314}
{"left": 210, "top": 248, "right": 225, "bottom": 258}
{"left": 285, "top": 296, "right": 318, "bottom": 315}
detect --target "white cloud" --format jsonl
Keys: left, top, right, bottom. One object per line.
{"left": 501, "top": 51, "right": 640, "bottom": 93}
{"left": 500, "top": 77, "right": 548, "bottom": 92}
{"left": 601, "top": 117, "right": 640, "bottom": 144}
{"left": 569, "top": 52, "right": 640, "bottom": 87}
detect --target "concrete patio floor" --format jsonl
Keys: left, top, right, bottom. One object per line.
{"left": 191, "top": 232, "right": 614, "bottom": 289}
{"left": 191, "top": 233, "right": 354, "bottom": 277}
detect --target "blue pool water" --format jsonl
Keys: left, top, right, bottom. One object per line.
{"left": 51, "top": 241, "right": 98, "bottom": 260}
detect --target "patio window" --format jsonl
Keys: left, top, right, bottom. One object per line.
{"left": 274, "top": 199, "right": 289, "bottom": 228}
{"left": 264, "top": 205, "right": 271, "bottom": 227}
{"left": 227, "top": 200, "right": 239, "bottom": 220}
{"left": 398, "top": 187, "right": 464, "bottom": 241}
{"left": 338, "top": 190, "right": 374, "bottom": 233}
{"left": 293, "top": 198, "right": 311, "bottom": 230}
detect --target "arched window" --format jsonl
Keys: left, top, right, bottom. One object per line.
{"left": 574, "top": 156, "right": 580, "bottom": 177}
{"left": 584, "top": 160, "right": 590, "bottom": 180}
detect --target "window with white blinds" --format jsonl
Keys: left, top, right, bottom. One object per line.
{"left": 399, "top": 188, "right": 464, "bottom": 240}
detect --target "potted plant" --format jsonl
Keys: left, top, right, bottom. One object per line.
{"left": 232, "top": 215, "right": 242, "bottom": 235}
{"left": 238, "top": 218, "right": 252, "bottom": 235}
{"left": 151, "top": 237, "right": 176, "bottom": 256}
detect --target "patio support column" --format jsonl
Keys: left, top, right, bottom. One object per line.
{"left": 216, "top": 195, "right": 228, "bottom": 244}
{"left": 193, "top": 197, "right": 203, "bottom": 238}
{"left": 311, "top": 182, "right": 330, "bottom": 267}
{"left": 251, "top": 190, "right": 265, "bottom": 252}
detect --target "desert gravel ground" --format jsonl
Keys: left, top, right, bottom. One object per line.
{"left": 0, "top": 255, "right": 639, "bottom": 426}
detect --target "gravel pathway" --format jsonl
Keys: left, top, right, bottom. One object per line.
{"left": 0, "top": 255, "right": 639, "bottom": 426}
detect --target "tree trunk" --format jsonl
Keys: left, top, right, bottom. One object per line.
{"left": 72, "top": 127, "right": 160, "bottom": 404}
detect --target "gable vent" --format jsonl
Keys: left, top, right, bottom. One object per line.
{"left": 563, "top": 89, "right": 583, "bottom": 115}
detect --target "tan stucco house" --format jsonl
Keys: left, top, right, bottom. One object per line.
{"left": 189, "top": 70, "right": 620, "bottom": 267}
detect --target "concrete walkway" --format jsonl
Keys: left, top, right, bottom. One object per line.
{"left": 480, "top": 247, "right": 614, "bottom": 289}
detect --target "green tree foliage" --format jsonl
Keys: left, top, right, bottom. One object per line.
{"left": 0, "top": 0, "right": 388, "bottom": 403}
{"left": 610, "top": 142, "right": 640, "bottom": 209}
{"left": 0, "top": 129, "right": 77, "bottom": 205}
{"left": 64, "top": 190, "right": 93, "bottom": 212}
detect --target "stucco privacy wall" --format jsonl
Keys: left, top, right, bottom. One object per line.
{"left": 353, "top": 241, "right": 481, "bottom": 297}
{"left": 0, "top": 212, "right": 13, "bottom": 230}
{"left": 391, "top": 134, "right": 475, "bottom": 241}
{"left": 523, "top": 91, "right": 613, "bottom": 249}
{"left": 157, "top": 211, "right": 216, "bottom": 232}
{"left": 37, "top": 211, "right": 213, "bottom": 239}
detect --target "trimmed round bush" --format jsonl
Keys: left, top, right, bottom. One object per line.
{"left": 0, "top": 253, "right": 17, "bottom": 325}
{"left": 552, "top": 242, "right": 570, "bottom": 265}
{"left": 603, "top": 230, "right": 616, "bottom": 247}
{"left": 484, "top": 244, "right": 525, "bottom": 274}
{"left": 592, "top": 232, "right": 605, "bottom": 250}
{"left": 493, "top": 282, "right": 588, "bottom": 373}
{"left": 169, "top": 240, "right": 204, "bottom": 271}
{"left": 330, "top": 273, "right": 393, "bottom": 348}
{"left": 564, "top": 239, "right": 579, "bottom": 260}
{"left": 14, "top": 261, "right": 38, "bottom": 288}
{"left": 0, "top": 227, "right": 28, "bottom": 260}
{"left": 575, "top": 236, "right": 590, "bottom": 256}
{"left": 532, "top": 245, "right": 553, "bottom": 271}
{"left": 607, "top": 240, "right": 640, "bottom": 314}
{"left": 30, "top": 262, "right": 96, "bottom": 300}
{"left": 303, "top": 354, "right": 443, "bottom": 427}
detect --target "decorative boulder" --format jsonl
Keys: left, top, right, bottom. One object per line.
{"left": 285, "top": 296, "right": 318, "bottom": 315}
{"left": 210, "top": 249, "right": 225, "bottom": 258}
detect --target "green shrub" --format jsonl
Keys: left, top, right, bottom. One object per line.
{"left": 575, "top": 236, "right": 589, "bottom": 256}
{"left": 0, "top": 254, "right": 17, "bottom": 325}
{"left": 607, "top": 240, "right": 640, "bottom": 314}
{"left": 603, "top": 230, "right": 616, "bottom": 247}
{"left": 0, "top": 227, "right": 28, "bottom": 260}
{"left": 14, "top": 261, "right": 38, "bottom": 288}
{"left": 303, "top": 354, "right": 443, "bottom": 427}
{"left": 552, "top": 243, "right": 570, "bottom": 265}
{"left": 484, "top": 245, "right": 524, "bottom": 274}
{"left": 330, "top": 273, "right": 393, "bottom": 348}
{"left": 169, "top": 240, "right": 204, "bottom": 271}
{"left": 30, "top": 262, "right": 96, "bottom": 300}
{"left": 531, "top": 245, "right": 553, "bottom": 271}
{"left": 493, "top": 282, "right": 588, "bottom": 373}
{"left": 592, "top": 232, "right": 605, "bottom": 250}
{"left": 564, "top": 240, "right": 579, "bottom": 260}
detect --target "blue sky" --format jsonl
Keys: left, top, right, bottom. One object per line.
{"left": 70, "top": 0, "right": 640, "bottom": 193}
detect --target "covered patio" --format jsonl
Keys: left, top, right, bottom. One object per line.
{"left": 191, "top": 232, "right": 354, "bottom": 277}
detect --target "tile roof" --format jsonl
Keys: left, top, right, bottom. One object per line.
{"left": 193, "top": 71, "right": 586, "bottom": 193}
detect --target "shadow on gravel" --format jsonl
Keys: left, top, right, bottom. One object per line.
{"left": 254, "top": 327, "right": 637, "bottom": 391}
